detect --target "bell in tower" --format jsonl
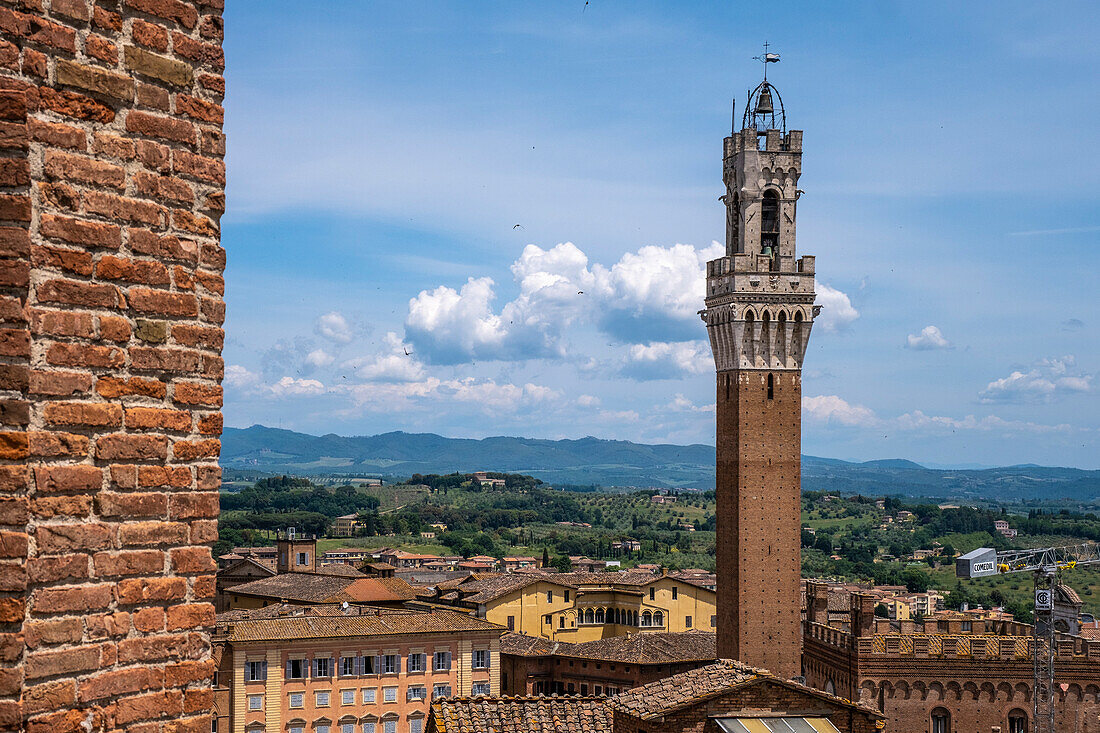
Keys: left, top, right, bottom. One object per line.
{"left": 754, "top": 84, "right": 774, "bottom": 116}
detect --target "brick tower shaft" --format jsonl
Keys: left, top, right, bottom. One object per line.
{"left": 702, "top": 80, "right": 818, "bottom": 680}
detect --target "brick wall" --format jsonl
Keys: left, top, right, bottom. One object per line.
{"left": 716, "top": 369, "right": 802, "bottom": 679}
{"left": 0, "top": 0, "right": 225, "bottom": 730}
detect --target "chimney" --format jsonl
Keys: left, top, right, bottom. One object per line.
{"left": 807, "top": 581, "right": 828, "bottom": 626}
{"left": 850, "top": 592, "right": 875, "bottom": 638}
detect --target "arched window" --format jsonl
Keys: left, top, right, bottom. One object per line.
{"left": 594, "top": 608, "right": 604, "bottom": 624}
{"left": 824, "top": 680, "right": 835, "bottom": 696}
{"left": 642, "top": 611, "right": 652, "bottom": 627}
{"left": 584, "top": 608, "right": 594, "bottom": 624}
{"left": 1008, "top": 709, "right": 1029, "bottom": 733}
{"left": 767, "top": 373, "right": 774, "bottom": 400}
{"left": 653, "top": 611, "right": 664, "bottom": 627}
{"left": 760, "top": 190, "right": 780, "bottom": 263}
{"left": 931, "top": 708, "right": 951, "bottom": 733}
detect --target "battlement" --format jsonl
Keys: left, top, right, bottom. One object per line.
{"left": 725, "top": 127, "right": 803, "bottom": 156}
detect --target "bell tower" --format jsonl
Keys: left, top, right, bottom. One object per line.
{"left": 701, "top": 52, "right": 819, "bottom": 680}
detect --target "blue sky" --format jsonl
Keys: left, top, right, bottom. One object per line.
{"left": 219, "top": 1, "right": 1100, "bottom": 469}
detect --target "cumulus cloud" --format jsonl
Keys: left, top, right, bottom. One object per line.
{"left": 814, "top": 284, "right": 860, "bottom": 332}
{"left": 315, "top": 311, "right": 353, "bottom": 344}
{"left": 267, "top": 376, "right": 326, "bottom": 397}
{"left": 978, "top": 356, "right": 1092, "bottom": 403}
{"left": 663, "top": 394, "right": 715, "bottom": 413}
{"left": 905, "top": 325, "right": 952, "bottom": 350}
{"left": 305, "top": 348, "right": 335, "bottom": 368}
{"left": 404, "top": 241, "right": 724, "bottom": 364}
{"left": 622, "top": 340, "right": 711, "bottom": 381}
{"left": 576, "top": 394, "right": 601, "bottom": 407}
{"left": 896, "top": 411, "right": 1073, "bottom": 434}
{"left": 224, "top": 365, "right": 261, "bottom": 391}
{"left": 343, "top": 332, "right": 426, "bottom": 382}
{"left": 335, "top": 376, "right": 560, "bottom": 414}
{"left": 802, "top": 395, "right": 877, "bottom": 427}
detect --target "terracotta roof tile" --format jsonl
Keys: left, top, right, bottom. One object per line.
{"left": 605, "top": 659, "right": 760, "bottom": 719}
{"left": 430, "top": 695, "right": 612, "bottom": 733}
{"left": 227, "top": 572, "right": 417, "bottom": 604}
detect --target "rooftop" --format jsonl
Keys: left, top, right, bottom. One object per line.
{"left": 430, "top": 695, "right": 612, "bottom": 733}
{"left": 228, "top": 572, "right": 418, "bottom": 604}
{"left": 214, "top": 604, "right": 504, "bottom": 643}
{"left": 500, "top": 631, "right": 716, "bottom": 665}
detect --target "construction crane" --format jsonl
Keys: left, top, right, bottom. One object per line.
{"left": 956, "top": 542, "right": 1100, "bottom": 733}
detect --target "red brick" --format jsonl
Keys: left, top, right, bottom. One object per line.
{"left": 94, "top": 433, "right": 168, "bottom": 461}
{"left": 117, "top": 519, "right": 186, "bottom": 546}
{"left": 182, "top": 686, "right": 213, "bottom": 714}
{"left": 197, "top": 73, "right": 224, "bottom": 96}
{"left": 0, "top": 326, "right": 29, "bottom": 357}
{"left": 92, "top": 131, "right": 135, "bottom": 160}
{"left": 175, "top": 93, "right": 222, "bottom": 124}
{"left": 39, "top": 213, "right": 122, "bottom": 248}
{"left": 33, "top": 464, "right": 102, "bottom": 492}
{"left": 43, "top": 401, "right": 123, "bottom": 427}
{"left": 115, "top": 689, "right": 183, "bottom": 724}
{"left": 173, "top": 382, "right": 220, "bottom": 407}
{"left": 22, "top": 47, "right": 47, "bottom": 77}
{"left": 31, "top": 244, "right": 94, "bottom": 276}
{"left": 92, "top": 5, "right": 122, "bottom": 32}
{"left": 27, "top": 430, "right": 88, "bottom": 458}
{"left": 132, "top": 605, "right": 164, "bottom": 631}
{"left": 128, "top": 227, "right": 197, "bottom": 262}
{"left": 85, "top": 610, "right": 130, "bottom": 638}
{"left": 96, "top": 376, "right": 166, "bottom": 399}
{"left": 0, "top": 364, "right": 28, "bottom": 392}
{"left": 51, "top": 0, "right": 90, "bottom": 21}
{"left": 164, "top": 659, "right": 212, "bottom": 687}
{"left": 84, "top": 190, "right": 167, "bottom": 227}
{"left": 173, "top": 150, "right": 224, "bottom": 184}
{"left": 0, "top": 39, "right": 16, "bottom": 71}
{"left": 29, "top": 308, "right": 96, "bottom": 338}
{"left": 171, "top": 439, "right": 218, "bottom": 462}
{"left": 131, "top": 346, "right": 200, "bottom": 372}
{"left": 25, "top": 708, "right": 89, "bottom": 733}
{"left": 171, "top": 31, "right": 223, "bottom": 70}
{"left": 139, "top": 464, "right": 191, "bottom": 488}
{"left": 125, "top": 405, "right": 191, "bottom": 431}
{"left": 0, "top": 193, "right": 30, "bottom": 221}
{"left": 95, "top": 254, "right": 170, "bottom": 284}
{"left": 116, "top": 575, "right": 186, "bottom": 604}
{"left": 132, "top": 18, "right": 169, "bottom": 51}
{"left": 172, "top": 208, "right": 218, "bottom": 237}
{"left": 135, "top": 170, "right": 193, "bottom": 203}
{"left": 0, "top": 9, "right": 76, "bottom": 51}
{"left": 0, "top": 432, "right": 29, "bottom": 459}
{"left": 93, "top": 549, "right": 162, "bottom": 577}
{"left": 170, "top": 546, "right": 214, "bottom": 574}
{"left": 0, "top": 258, "right": 28, "bottom": 287}
{"left": 39, "top": 86, "right": 115, "bottom": 123}
{"left": 0, "top": 597, "right": 24, "bottom": 624}
{"left": 32, "top": 583, "right": 113, "bottom": 614}
{"left": 37, "top": 278, "right": 121, "bottom": 308}
{"left": 0, "top": 497, "right": 27, "bottom": 525}
{"left": 167, "top": 603, "right": 213, "bottom": 631}
{"left": 128, "top": 288, "right": 198, "bottom": 317}
{"left": 188, "top": 522, "right": 217, "bottom": 546}
{"left": 136, "top": 139, "right": 171, "bottom": 171}
{"left": 0, "top": 121, "right": 27, "bottom": 151}
{"left": 85, "top": 34, "right": 118, "bottom": 64}
{"left": 27, "top": 554, "right": 89, "bottom": 584}
{"left": 97, "top": 490, "right": 167, "bottom": 517}
{"left": 125, "top": 109, "right": 194, "bottom": 144}
{"left": 197, "top": 412, "right": 221, "bottom": 435}
{"left": 22, "top": 679, "right": 77, "bottom": 716}
{"left": 46, "top": 342, "right": 125, "bottom": 369}
{"left": 29, "top": 365, "right": 95, "bottom": 394}
{"left": 30, "top": 494, "right": 92, "bottom": 518}
{"left": 117, "top": 631, "right": 200, "bottom": 663}
{"left": 0, "top": 398, "right": 28, "bottom": 426}
{"left": 126, "top": 0, "right": 198, "bottom": 29}
{"left": 98, "top": 314, "right": 132, "bottom": 341}
{"left": 36, "top": 523, "right": 111, "bottom": 553}
{"left": 36, "top": 180, "right": 80, "bottom": 210}
{"left": 0, "top": 156, "right": 28, "bottom": 185}
{"left": 79, "top": 665, "right": 163, "bottom": 702}
{"left": 0, "top": 530, "right": 27, "bottom": 558}
{"left": 25, "top": 644, "right": 106, "bottom": 680}
{"left": 136, "top": 80, "right": 170, "bottom": 111}
{"left": 0, "top": 227, "right": 30, "bottom": 257}
{"left": 0, "top": 561, "right": 26, "bottom": 592}
{"left": 168, "top": 491, "right": 217, "bottom": 519}
{"left": 44, "top": 150, "right": 125, "bottom": 189}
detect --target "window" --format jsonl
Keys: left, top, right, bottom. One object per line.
{"left": 961, "top": 621, "right": 972, "bottom": 632}
{"left": 316, "top": 691, "right": 330, "bottom": 707}
{"left": 507, "top": 616, "right": 515, "bottom": 631}
{"left": 671, "top": 586, "right": 678, "bottom": 600}
{"left": 341, "top": 656, "right": 356, "bottom": 677}
{"left": 341, "top": 689, "right": 355, "bottom": 705}
{"left": 711, "top": 615, "right": 716, "bottom": 627}
{"left": 383, "top": 722, "right": 397, "bottom": 733}
{"left": 363, "top": 724, "right": 376, "bottom": 733}
{"left": 432, "top": 684, "right": 452, "bottom": 700}
{"left": 383, "top": 687, "right": 397, "bottom": 703}
{"left": 544, "top": 614, "right": 552, "bottom": 625}
{"left": 1008, "top": 709, "right": 1029, "bottom": 733}
{"left": 546, "top": 590, "right": 553, "bottom": 603}
{"left": 211, "top": 718, "right": 218, "bottom": 733}
{"left": 362, "top": 688, "right": 376, "bottom": 704}
{"left": 247, "top": 695, "right": 262, "bottom": 711}
{"left": 382, "top": 655, "right": 398, "bottom": 674}
{"left": 559, "top": 616, "right": 565, "bottom": 629}
{"left": 931, "top": 708, "right": 951, "bottom": 733}
{"left": 289, "top": 727, "right": 304, "bottom": 733}
{"left": 246, "top": 660, "right": 267, "bottom": 682}
{"left": 407, "top": 653, "right": 425, "bottom": 673}
{"left": 653, "top": 611, "right": 663, "bottom": 627}
{"left": 472, "top": 649, "right": 488, "bottom": 669}
{"left": 685, "top": 615, "right": 692, "bottom": 628}
{"left": 594, "top": 685, "right": 602, "bottom": 696}
{"left": 289, "top": 693, "right": 304, "bottom": 708}
{"left": 433, "top": 651, "right": 451, "bottom": 672}
{"left": 297, "top": 551, "right": 308, "bottom": 566}
{"left": 767, "top": 372, "right": 774, "bottom": 400}
{"left": 409, "top": 720, "right": 423, "bottom": 733}
{"left": 314, "top": 657, "right": 332, "bottom": 678}
{"left": 406, "top": 686, "right": 427, "bottom": 701}
{"left": 564, "top": 590, "right": 570, "bottom": 602}
{"left": 317, "top": 726, "right": 330, "bottom": 733}
{"left": 341, "top": 725, "right": 355, "bottom": 733}
{"left": 649, "top": 587, "right": 654, "bottom": 601}
{"left": 641, "top": 611, "right": 652, "bottom": 627}
{"left": 760, "top": 189, "right": 780, "bottom": 260}
{"left": 471, "top": 682, "right": 490, "bottom": 696}
{"left": 286, "top": 659, "right": 307, "bottom": 679}
{"left": 361, "top": 655, "right": 377, "bottom": 675}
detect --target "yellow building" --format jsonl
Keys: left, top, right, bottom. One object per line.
{"left": 437, "top": 571, "right": 716, "bottom": 643}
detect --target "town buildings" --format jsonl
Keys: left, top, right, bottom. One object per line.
{"left": 212, "top": 605, "right": 503, "bottom": 733}
{"left": 430, "top": 571, "right": 716, "bottom": 642}
{"left": 701, "top": 71, "right": 817, "bottom": 682}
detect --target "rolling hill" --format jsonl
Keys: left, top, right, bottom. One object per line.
{"left": 220, "top": 425, "right": 1100, "bottom": 501}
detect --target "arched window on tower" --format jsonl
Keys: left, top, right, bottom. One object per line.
{"left": 1008, "top": 709, "right": 1029, "bottom": 733}
{"left": 760, "top": 190, "right": 780, "bottom": 271}
{"left": 930, "top": 708, "right": 951, "bottom": 733}
{"left": 767, "top": 373, "right": 774, "bottom": 400}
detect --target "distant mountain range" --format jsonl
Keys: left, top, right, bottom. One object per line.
{"left": 221, "top": 425, "right": 1100, "bottom": 501}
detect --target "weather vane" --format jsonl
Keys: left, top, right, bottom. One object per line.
{"left": 752, "top": 41, "right": 780, "bottom": 81}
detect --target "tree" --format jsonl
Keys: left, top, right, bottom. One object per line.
{"left": 874, "top": 603, "right": 889, "bottom": 618}
{"left": 551, "top": 555, "right": 572, "bottom": 573}
{"left": 801, "top": 529, "right": 816, "bottom": 548}
{"left": 542, "top": 547, "right": 550, "bottom": 568}
{"left": 814, "top": 535, "right": 833, "bottom": 554}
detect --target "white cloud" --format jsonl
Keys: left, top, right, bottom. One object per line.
{"left": 224, "top": 365, "right": 260, "bottom": 390}
{"left": 979, "top": 356, "right": 1092, "bottom": 403}
{"left": 267, "top": 376, "right": 326, "bottom": 397}
{"left": 343, "top": 332, "right": 426, "bottom": 382}
{"left": 315, "top": 311, "right": 353, "bottom": 344}
{"left": 335, "top": 376, "right": 560, "bottom": 414}
{"left": 596, "top": 409, "right": 641, "bottom": 423}
{"left": 403, "top": 241, "right": 723, "bottom": 364}
{"left": 814, "top": 284, "right": 860, "bottom": 333}
{"left": 905, "top": 325, "right": 952, "bottom": 350}
{"left": 577, "top": 394, "right": 601, "bottom": 407}
{"left": 896, "top": 410, "right": 1073, "bottom": 435}
{"left": 802, "top": 395, "right": 877, "bottom": 427}
{"left": 622, "top": 340, "right": 711, "bottom": 380}
{"left": 305, "top": 348, "right": 335, "bottom": 367}
{"left": 663, "top": 394, "right": 715, "bottom": 413}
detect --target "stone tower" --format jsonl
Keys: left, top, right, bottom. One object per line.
{"left": 701, "top": 72, "right": 818, "bottom": 680}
